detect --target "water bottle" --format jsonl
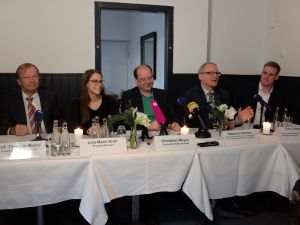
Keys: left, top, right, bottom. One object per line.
{"left": 61, "top": 121, "right": 70, "bottom": 155}
{"left": 51, "top": 120, "right": 61, "bottom": 156}
{"left": 102, "top": 118, "right": 110, "bottom": 138}
{"left": 281, "top": 108, "right": 289, "bottom": 128}
{"left": 91, "top": 117, "right": 98, "bottom": 138}
{"left": 272, "top": 107, "right": 280, "bottom": 131}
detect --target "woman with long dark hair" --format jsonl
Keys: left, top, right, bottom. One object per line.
{"left": 68, "top": 69, "right": 118, "bottom": 134}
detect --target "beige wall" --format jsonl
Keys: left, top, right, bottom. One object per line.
{"left": 1, "top": 0, "right": 300, "bottom": 76}
{"left": 0, "top": 0, "right": 208, "bottom": 73}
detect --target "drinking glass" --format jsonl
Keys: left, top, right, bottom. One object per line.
{"left": 116, "top": 125, "right": 127, "bottom": 137}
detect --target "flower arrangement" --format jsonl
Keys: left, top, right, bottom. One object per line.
{"left": 209, "top": 104, "right": 237, "bottom": 131}
{"left": 108, "top": 107, "right": 150, "bottom": 148}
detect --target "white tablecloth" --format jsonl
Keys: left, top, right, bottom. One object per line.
{"left": 183, "top": 129, "right": 300, "bottom": 220}
{"left": 0, "top": 134, "right": 198, "bottom": 225}
{"left": 1, "top": 130, "right": 300, "bottom": 224}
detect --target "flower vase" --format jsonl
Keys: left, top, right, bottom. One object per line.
{"left": 218, "top": 118, "right": 226, "bottom": 135}
{"left": 128, "top": 126, "right": 137, "bottom": 149}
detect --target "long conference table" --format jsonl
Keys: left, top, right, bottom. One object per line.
{"left": 0, "top": 128, "right": 300, "bottom": 225}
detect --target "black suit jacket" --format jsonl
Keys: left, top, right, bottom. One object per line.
{"left": 233, "top": 82, "right": 286, "bottom": 122}
{"left": 0, "top": 89, "right": 61, "bottom": 134}
{"left": 120, "top": 87, "right": 179, "bottom": 126}
{"left": 184, "top": 84, "right": 230, "bottom": 129}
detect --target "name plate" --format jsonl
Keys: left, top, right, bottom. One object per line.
{"left": 80, "top": 137, "right": 127, "bottom": 155}
{"left": 277, "top": 127, "right": 300, "bottom": 141}
{"left": 0, "top": 141, "right": 46, "bottom": 160}
{"left": 154, "top": 134, "right": 197, "bottom": 151}
{"left": 222, "top": 129, "right": 258, "bottom": 146}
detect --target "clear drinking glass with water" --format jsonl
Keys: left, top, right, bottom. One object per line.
{"left": 116, "top": 125, "right": 127, "bottom": 137}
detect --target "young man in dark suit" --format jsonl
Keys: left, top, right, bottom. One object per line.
{"left": 0, "top": 63, "right": 61, "bottom": 135}
{"left": 120, "top": 64, "right": 180, "bottom": 131}
{"left": 234, "top": 61, "right": 286, "bottom": 125}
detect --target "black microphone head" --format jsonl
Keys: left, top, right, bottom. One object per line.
{"left": 34, "top": 110, "right": 43, "bottom": 121}
{"left": 177, "top": 97, "right": 186, "bottom": 107}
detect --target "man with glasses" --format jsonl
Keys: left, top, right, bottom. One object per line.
{"left": 234, "top": 61, "right": 286, "bottom": 124}
{"left": 0, "top": 63, "right": 61, "bottom": 135}
{"left": 184, "top": 62, "right": 253, "bottom": 129}
{"left": 120, "top": 64, "right": 180, "bottom": 131}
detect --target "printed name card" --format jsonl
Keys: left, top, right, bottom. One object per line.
{"left": 0, "top": 141, "right": 46, "bottom": 160}
{"left": 80, "top": 137, "right": 127, "bottom": 155}
{"left": 154, "top": 134, "right": 197, "bottom": 151}
{"left": 277, "top": 127, "right": 300, "bottom": 142}
{"left": 222, "top": 129, "right": 258, "bottom": 146}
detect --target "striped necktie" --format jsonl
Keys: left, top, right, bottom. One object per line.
{"left": 26, "top": 97, "right": 36, "bottom": 134}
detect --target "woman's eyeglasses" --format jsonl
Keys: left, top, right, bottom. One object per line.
{"left": 89, "top": 80, "right": 105, "bottom": 85}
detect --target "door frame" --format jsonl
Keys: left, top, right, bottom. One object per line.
{"left": 94, "top": 1, "right": 174, "bottom": 90}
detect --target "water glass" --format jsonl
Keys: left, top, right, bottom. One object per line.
{"left": 116, "top": 125, "right": 127, "bottom": 137}
{"left": 51, "top": 127, "right": 62, "bottom": 156}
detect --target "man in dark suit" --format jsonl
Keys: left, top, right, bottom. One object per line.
{"left": 0, "top": 63, "right": 60, "bottom": 135}
{"left": 120, "top": 64, "right": 180, "bottom": 131}
{"left": 234, "top": 61, "right": 285, "bottom": 125}
{"left": 184, "top": 62, "right": 253, "bottom": 129}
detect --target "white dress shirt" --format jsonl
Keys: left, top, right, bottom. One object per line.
{"left": 253, "top": 82, "right": 273, "bottom": 124}
{"left": 22, "top": 91, "right": 47, "bottom": 134}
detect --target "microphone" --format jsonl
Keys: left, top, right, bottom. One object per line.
{"left": 254, "top": 94, "right": 271, "bottom": 110}
{"left": 186, "top": 101, "right": 211, "bottom": 138}
{"left": 150, "top": 100, "right": 168, "bottom": 135}
{"left": 32, "top": 110, "right": 46, "bottom": 141}
{"left": 177, "top": 97, "right": 192, "bottom": 119}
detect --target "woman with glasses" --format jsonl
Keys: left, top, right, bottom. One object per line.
{"left": 68, "top": 69, "right": 118, "bottom": 134}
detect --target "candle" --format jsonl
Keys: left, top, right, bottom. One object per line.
{"left": 180, "top": 126, "right": 189, "bottom": 135}
{"left": 262, "top": 122, "right": 271, "bottom": 135}
{"left": 74, "top": 128, "right": 83, "bottom": 146}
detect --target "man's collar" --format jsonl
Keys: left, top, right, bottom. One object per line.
{"left": 138, "top": 87, "right": 153, "bottom": 97}
{"left": 22, "top": 90, "right": 38, "bottom": 101}
{"left": 258, "top": 81, "right": 273, "bottom": 94}
{"left": 201, "top": 84, "right": 214, "bottom": 96}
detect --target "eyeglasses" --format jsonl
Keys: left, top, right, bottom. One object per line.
{"left": 89, "top": 79, "right": 105, "bottom": 85}
{"left": 201, "top": 71, "right": 221, "bottom": 77}
{"left": 137, "top": 76, "right": 153, "bottom": 83}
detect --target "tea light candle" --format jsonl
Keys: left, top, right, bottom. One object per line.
{"left": 262, "top": 122, "right": 271, "bottom": 135}
{"left": 74, "top": 128, "right": 83, "bottom": 146}
{"left": 181, "top": 126, "right": 189, "bottom": 135}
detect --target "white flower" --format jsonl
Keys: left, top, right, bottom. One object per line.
{"left": 135, "top": 111, "right": 151, "bottom": 127}
{"left": 217, "top": 104, "right": 228, "bottom": 112}
{"left": 225, "top": 106, "right": 237, "bottom": 120}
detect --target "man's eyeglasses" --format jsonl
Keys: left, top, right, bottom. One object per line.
{"left": 137, "top": 76, "right": 153, "bottom": 83}
{"left": 89, "top": 79, "right": 105, "bottom": 85}
{"left": 201, "top": 71, "right": 221, "bottom": 77}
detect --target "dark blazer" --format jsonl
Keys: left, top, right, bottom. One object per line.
{"left": 68, "top": 95, "right": 119, "bottom": 134}
{"left": 184, "top": 83, "right": 230, "bottom": 129}
{"left": 233, "top": 82, "right": 286, "bottom": 122}
{"left": 0, "top": 89, "right": 61, "bottom": 135}
{"left": 120, "top": 86, "right": 179, "bottom": 126}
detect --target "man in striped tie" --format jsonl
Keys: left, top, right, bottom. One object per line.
{"left": 0, "top": 63, "right": 60, "bottom": 136}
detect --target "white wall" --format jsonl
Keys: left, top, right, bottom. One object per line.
{"left": 0, "top": 0, "right": 208, "bottom": 74}
{"left": 1, "top": 0, "right": 300, "bottom": 76}
{"left": 264, "top": 0, "right": 300, "bottom": 76}
{"left": 209, "top": 0, "right": 266, "bottom": 75}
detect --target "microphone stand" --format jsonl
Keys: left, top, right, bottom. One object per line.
{"left": 32, "top": 121, "right": 47, "bottom": 141}
{"left": 140, "top": 126, "right": 153, "bottom": 145}
{"left": 195, "top": 115, "right": 211, "bottom": 138}
{"left": 159, "top": 123, "right": 168, "bottom": 136}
